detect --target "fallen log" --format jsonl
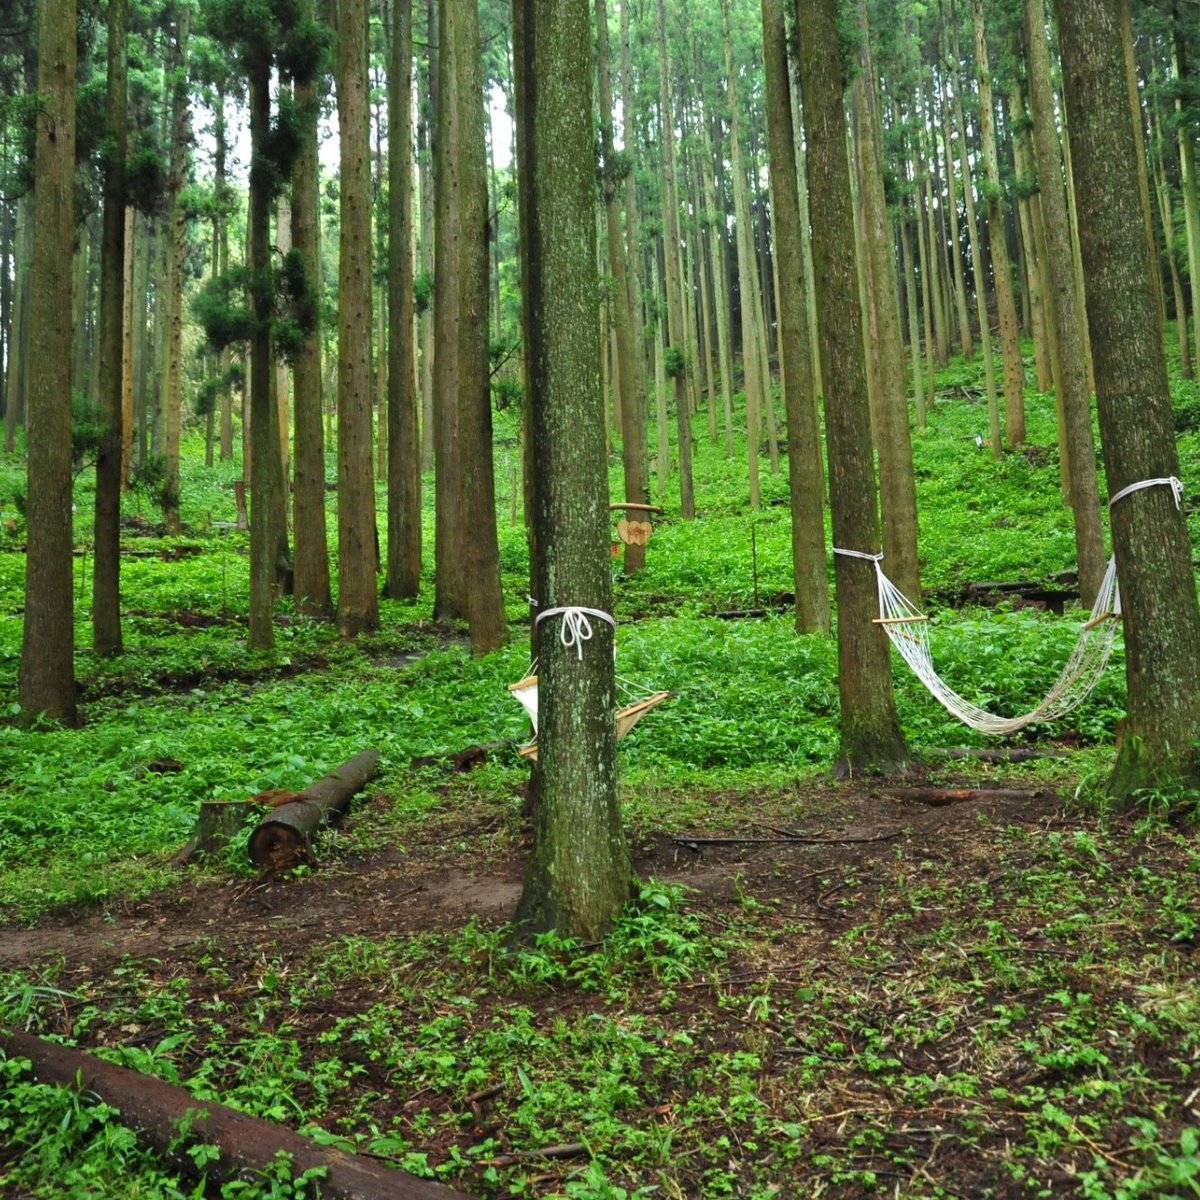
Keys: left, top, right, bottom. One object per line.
{"left": 926, "top": 747, "right": 1074, "bottom": 764}
{"left": 0, "top": 1028, "right": 471, "bottom": 1200}
{"left": 248, "top": 749, "right": 381, "bottom": 871}
{"left": 886, "top": 787, "right": 1050, "bottom": 807}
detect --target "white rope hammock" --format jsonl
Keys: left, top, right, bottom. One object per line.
{"left": 848, "top": 549, "right": 1120, "bottom": 735}
{"left": 508, "top": 605, "right": 671, "bottom": 760}
{"left": 837, "top": 474, "right": 1186, "bottom": 735}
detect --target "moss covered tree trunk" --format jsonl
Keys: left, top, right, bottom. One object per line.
{"left": 797, "top": 0, "right": 907, "bottom": 776}
{"left": 597, "top": 0, "right": 649, "bottom": 573}
{"left": 19, "top": 0, "right": 76, "bottom": 724}
{"left": 762, "top": 0, "right": 829, "bottom": 635}
{"left": 291, "top": 0, "right": 332, "bottom": 619}
{"left": 385, "top": 0, "right": 422, "bottom": 600}
{"left": 1055, "top": 0, "right": 1200, "bottom": 803}
{"left": 93, "top": 0, "right": 128, "bottom": 658}
{"left": 1024, "top": 0, "right": 1106, "bottom": 607}
{"left": 335, "top": 0, "right": 381, "bottom": 636}
{"left": 512, "top": 0, "right": 630, "bottom": 940}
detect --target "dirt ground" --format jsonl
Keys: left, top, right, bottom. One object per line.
{"left": 10, "top": 770, "right": 1182, "bottom": 1199}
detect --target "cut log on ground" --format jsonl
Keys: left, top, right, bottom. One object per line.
{"left": 248, "top": 749, "right": 381, "bottom": 871}
{"left": 886, "top": 787, "right": 1051, "bottom": 807}
{"left": 0, "top": 1029, "right": 472, "bottom": 1200}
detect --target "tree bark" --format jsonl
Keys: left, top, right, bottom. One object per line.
{"left": 291, "top": 0, "right": 333, "bottom": 619}
{"left": 1055, "top": 0, "right": 1200, "bottom": 803}
{"left": 512, "top": 0, "right": 630, "bottom": 941}
{"left": 248, "top": 750, "right": 381, "bottom": 870}
{"left": 972, "top": 0, "right": 1025, "bottom": 446}
{"left": 597, "top": 0, "right": 649, "bottom": 573}
{"left": 1, "top": 1029, "right": 468, "bottom": 1200}
{"left": 19, "top": 0, "right": 77, "bottom": 724}
{"left": 655, "top": 0, "right": 695, "bottom": 518}
{"left": 762, "top": 0, "right": 829, "bottom": 634}
{"left": 1024, "top": 0, "right": 1106, "bottom": 607}
{"left": 336, "top": 0, "right": 381, "bottom": 636}
{"left": 386, "top": 0, "right": 422, "bottom": 600}
{"left": 93, "top": 0, "right": 128, "bottom": 658}
{"left": 797, "top": 0, "right": 908, "bottom": 776}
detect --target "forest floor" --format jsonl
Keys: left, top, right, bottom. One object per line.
{"left": 6, "top": 756, "right": 1199, "bottom": 1199}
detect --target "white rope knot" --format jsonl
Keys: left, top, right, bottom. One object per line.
{"left": 1108, "top": 475, "right": 1184, "bottom": 511}
{"left": 832, "top": 547, "right": 884, "bottom": 563}
{"left": 534, "top": 605, "right": 616, "bottom": 660}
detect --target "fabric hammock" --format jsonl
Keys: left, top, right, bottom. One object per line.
{"left": 507, "top": 673, "right": 671, "bottom": 761}
{"left": 854, "top": 550, "right": 1122, "bottom": 736}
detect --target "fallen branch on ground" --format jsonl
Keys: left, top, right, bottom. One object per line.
{"left": 0, "top": 1028, "right": 472, "bottom": 1200}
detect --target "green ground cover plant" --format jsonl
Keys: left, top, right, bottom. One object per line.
{"left": 2, "top": 345, "right": 1199, "bottom": 1197}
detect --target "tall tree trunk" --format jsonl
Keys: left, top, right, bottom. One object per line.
{"left": 417, "top": 0, "right": 436, "bottom": 472}
{"left": 1056, "top": 0, "right": 1200, "bottom": 802}
{"left": 935, "top": 46, "right": 973, "bottom": 361}
{"left": 1025, "top": 0, "right": 1106, "bottom": 607}
{"left": 434, "top": 0, "right": 505, "bottom": 651}
{"left": 721, "top": 0, "right": 765, "bottom": 509}
{"left": 948, "top": 10, "right": 1002, "bottom": 457}
{"left": 597, "top": 0, "right": 649, "bottom": 572}
{"left": 4, "top": 197, "right": 30, "bottom": 452}
{"left": 1152, "top": 98, "right": 1193, "bottom": 379}
{"left": 247, "top": 62, "right": 287, "bottom": 648}
{"left": 512, "top": 0, "right": 629, "bottom": 941}
{"left": 291, "top": 0, "right": 333, "bottom": 619}
{"left": 699, "top": 111, "right": 736, "bottom": 456}
{"left": 20, "top": 0, "right": 77, "bottom": 723}
{"left": 972, "top": 0, "right": 1025, "bottom": 447}
{"left": 797, "top": 0, "right": 907, "bottom": 776}
{"left": 852, "top": 7, "right": 921, "bottom": 604}
{"left": 336, "top": 0, "right": 381, "bottom": 636}
{"left": 93, "top": 0, "right": 128, "bottom": 657}
{"left": 762, "top": 0, "right": 828, "bottom": 634}
{"left": 1174, "top": 8, "right": 1200, "bottom": 370}
{"left": 385, "top": 0, "right": 422, "bottom": 599}
{"left": 159, "top": 7, "right": 190, "bottom": 536}
{"left": 655, "top": 0, "right": 695, "bottom": 518}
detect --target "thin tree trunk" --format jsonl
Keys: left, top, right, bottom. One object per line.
{"left": 292, "top": 0, "right": 332, "bottom": 619}
{"left": 763, "top": 0, "right": 829, "bottom": 634}
{"left": 93, "top": 0, "right": 128, "bottom": 657}
{"left": 336, "top": 0, "right": 381, "bottom": 636}
{"left": 597, "top": 0, "right": 649, "bottom": 571}
{"left": 972, "top": 0, "right": 1025, "bottom": 447}
{"left": 852, "top": 7, "right": 921, "bottom": 603}
{"left": 385, "top": 0, "right": 422, "bottom": 599}
{"left": 949, "top": 11, "right": 1002, "bottom": 456}
{"left": 1025, "top": 0, "right": 1106, "bottom": 606}
{"left": 655, "top": 0, "right": 695, "bottom": 518}
{"left": 1152, "top": 98, "right": 1193, "bottom": 379}
{"left": 20, "top": 0, "right": 77, "bottom": 723}
{"left": 699, "top": 111, "right": 736, "bottom": 456}
{"left": 797, "top": 0, "right": 907, "bottom": 776}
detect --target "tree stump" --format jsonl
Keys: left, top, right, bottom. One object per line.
{"left": 174, "top": 800, "right": 254, "bottom": 865}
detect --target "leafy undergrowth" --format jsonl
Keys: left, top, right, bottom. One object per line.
{"left": 3, "top": 777, "right": 1200, "bottom": 1199}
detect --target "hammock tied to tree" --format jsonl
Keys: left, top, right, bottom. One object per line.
{"left": 838, "top": 475, "right": 1183, "bottom": 736}
{"left": 508, "top": 604, "right": 671, "bottom": 760}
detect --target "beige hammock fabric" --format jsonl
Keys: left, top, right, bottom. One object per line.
{"left": 844, "top": 550, "right": 1122, "bottom": 736}
{"left": 507, "top": 674, "right": 671, "bottom": 761}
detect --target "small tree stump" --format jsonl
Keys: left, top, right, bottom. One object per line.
{"left": 174, "top": 801, "right": 254, "bottom": 865}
